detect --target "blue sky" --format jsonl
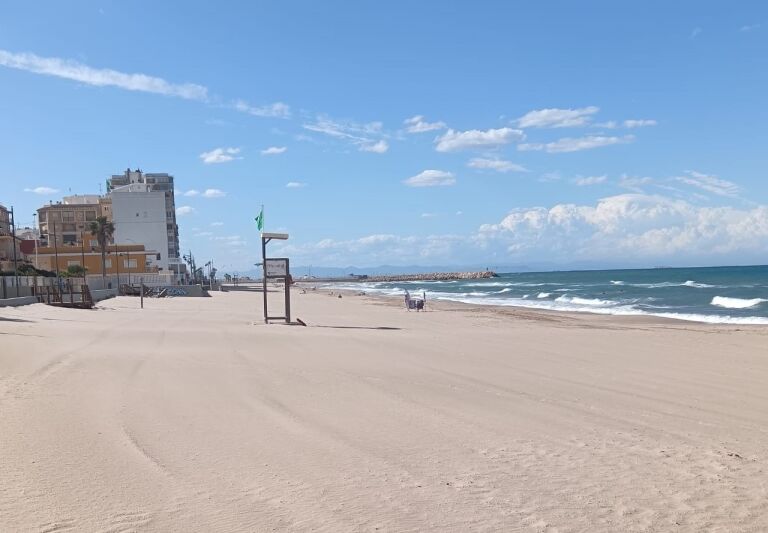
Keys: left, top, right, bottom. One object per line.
{"left": 1, "top": 1, "right": 767, "bottom": 271}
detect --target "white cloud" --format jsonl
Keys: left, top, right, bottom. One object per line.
{"left": 516, "top": 106, "right": 600, "bottom": 128}
{"left": 24, "top": 186, "right": 59, "bottom": 195}
{"left": 435, "top": 127, "right": 524, "bottom": 152}
{"left": 202, "top": 188, "right": 226, "bottom": 198}
{"left": 234, "top": 100, "right": 291, "bottom": 118}
{"left": 456, "top": 211, "right": 463, "bottom": 216}
{"left": 358, "top": 139, "right": 389, "bottom": 153}
{"left": 623, "top": 119, "right": 657, "bottom": 128}
{"left": 618, "top": 175, "right": 654, "bottom": 192}
{"left": 286, "top": 181, "right": 306, "bottom": 188}
{"left": 740, "top": 24, "right": 761, "bottom": 32}
{"left": 478, "top": 194, "right": 768, "bottom": 262}
{"left": 0, "top": 49, "right": 208, "bottom": 101}
{"left": 183, "top": 189, "right": 200, "bottom": 197}
{"left": 519, "top": 135, "right": 633, "bottom": 153}
{"left": 573, "top": 175, "right": 608, "bottom": 186}
{"left": 303, "top": 115, "right": 388, "bottom": 152}
{"left": 539, "top": 172, "right": 562, "bottom": 182}
{"left": 467, "top": 158, "right": 527, "bottom": 173}
{"left": 403, "top": 169, "right": 456, "bottom": 187}
{"left": 594, "top": 121, "right": 618, "bottom": 129}
{"left": 200, "top": 147, "right": 241, "bottom": 164}
{"left": 675, "top": 171, "right": 740, "bottom": 198}
{"left": 210, "top": 222, "right": 224, "bottom": 227}
{"left": 194, "top": 231, "right": 213, "bottom": 237}
{"left": 214, "top": 235, "right": 247, "bottom": 247}
{"left": 274, "top": 195, "right": 768, "bottom": 266}
{"left": 421, "top": 213, "right": 437, "bottom": 218}
{"left": 403, "top": 115, "right": 446, "bottom": 133}
{"left": 176, "top": 206, "right": 196, "bottom": 216}
{"left": 261, "top": 146, "right": 287, "bottom": 155}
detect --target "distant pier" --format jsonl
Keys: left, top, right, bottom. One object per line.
{"left": 297, "top": 271, "right": 497, "bottom": 283}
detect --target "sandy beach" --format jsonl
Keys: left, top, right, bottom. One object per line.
{"left": 2, "top": 289, "right": 768, "bottom": 532}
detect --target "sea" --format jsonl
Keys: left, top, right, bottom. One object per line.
{"left": 328, "top": 265, "right": 768, "bottom": 325}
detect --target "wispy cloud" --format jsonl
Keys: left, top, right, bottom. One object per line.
{"left": 24, "top": 186, "right": 59, "bottom": 195}
{"left": 739, "top": 24, "right": 761, "bottom": 32}
{"left": 210, "top": 222, "right": 224, "bottom": 227}
{"left": 403, "top": 115, "right": 446, "bottom": 133}
{"left": 0, "top": 49, "right": 208, "bottom": 101}
{"left": 675, "top": 170, "right": 740, "bottom": 197}
{"left": 261, "top": 146, "right": 287, "bottom": 155}
{"left": 516, "top": 106, "right": 599, "bottom": 128}
{"left": 573, "top": 175, "right": 607, "bottom": 186}
{"left": 691, "top": 27, "right": 703, "bottom": 39}
{"left": 467, "top": 157, "right": 527, "bottom": 173}
{"left": 618, "top": 175, "right": 653, "bottom": 192}
{"left": 403, "top": 169, "right": 456, "bottom": 187}
{"left": 199, "top": 147, "right": 241, "bottom": 164}
{"left": 358, "top": 139, "right": 389, "bottom": 153}
{"left": 623, "top": 119, "right": 657, "bottom": 128}
{"left": 435, "top": 127, "right": 524, "bottom": 152}
{"left": 234, "top": 100, "right": 291, "bottom": 118}
{"left": 519, "top": 135, "right": 634, "bottom": 153}
{"left": 176, "top": 205, "right": 196, "bottom": 216}
{"left": 303, "top": 115, "right": 388, "bottom": 153}
{"left": 421, "top": 213, "right": 437, "bottom": 218}
{"left": 286, "top": 181, "right": 307, "bottom": 188}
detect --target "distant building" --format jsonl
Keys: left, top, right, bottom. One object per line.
{"left": 0, "top": 204, "right": 10, "bottom": 235}
{"left": 37, "top": 195, "right": 111, "bottom": 248}
{"left": 34, "top": 243, "right": 156, "bottom": 277}
{"left": 107, "top": 169, "right": 184, "bottom": 281}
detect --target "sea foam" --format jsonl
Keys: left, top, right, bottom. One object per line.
{"left": 711, "top": 296, "right": 767, "bottom": 309}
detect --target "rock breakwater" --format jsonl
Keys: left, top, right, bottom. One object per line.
{"left": 363, "top": 271, "right": 497, "bottom": 282}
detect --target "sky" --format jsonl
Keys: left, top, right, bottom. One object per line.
{"left": 1, "top": 1, "right": 767, "bottom": 272}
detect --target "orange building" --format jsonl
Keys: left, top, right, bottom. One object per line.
{"left": 33, "top": 243, "right": 157, "bottom": 276}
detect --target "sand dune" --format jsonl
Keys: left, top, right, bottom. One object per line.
{"left": 1, "top": 290, "right": 767, "bottom": 532}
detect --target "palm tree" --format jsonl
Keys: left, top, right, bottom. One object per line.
{"left": 89, "top": 216, "right": 115, "bottom": 286}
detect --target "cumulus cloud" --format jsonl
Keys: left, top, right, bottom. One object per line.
{"left": 403, "top": 115, "right": 446, "bottom": 133}
{"left": 435, "top": 127, "right": 524, "bottom": 152}
{"left": 286, "top": 181, "right": 306, "bottom": 188}
{"left": 176, "top": 205, "right": 196, "bottom": 216}
{"left": 573, "top": 175, "right": 608, "bottom": 186}
{"left": 200, "top": 147, "right": 241, "bottom": 164}
{"left": 516, "top": 106, "right": 599, "bottom": 128}
{"left": 478, "top": 194, "right": 768, "bottom": 262}
{"left": 183, "top": 189, "right": 200, "bottom": 197}
{"left": 234, "top": 100, "right": 290, "bottom": 118}
{"left": 675, "top": 171, "right": 740, "bottom": 197}
{"left": 403, "top": 169, "right": 456, "bottom": 187}
{"left": 624, "top": 119, "right": 657, "bottom": 128}
{"left": 0, "top": 49, "right": 208, "bottom": 101}
{"left": 519, "top": 135, "right": 633, "bottom": 153}
{"left": 202, "top": 188, "right": 226, "bottom": 198}
{"left": 467, "top": 158, "right": 527, "bottom": 173}
{"left": 272, "top": 194, "right": 768, "bottom": 266}
{"left": 261, "top": 146, "right": 287, "bottom": 155}
{"left": 24, "top": 186, "right": 59, "bottom": 195}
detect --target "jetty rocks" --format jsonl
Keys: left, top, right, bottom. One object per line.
{"left": 363, "top": 271, "right": 497, "bottom": 282}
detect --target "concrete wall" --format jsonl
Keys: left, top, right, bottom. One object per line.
{"left": 0, "top": 296, "right": 38, "bottom": 307}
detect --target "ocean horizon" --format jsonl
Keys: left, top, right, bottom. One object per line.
{"left": 328, "top": 264, "right": 768, "bottom": 325}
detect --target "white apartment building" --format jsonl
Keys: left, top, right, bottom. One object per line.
{"left": 107, "top": 169, "right": 185, "bottom": 281}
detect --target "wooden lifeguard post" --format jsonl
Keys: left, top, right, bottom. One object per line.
{"left": 260, "top": 232, "right": 291, "bottom": 324}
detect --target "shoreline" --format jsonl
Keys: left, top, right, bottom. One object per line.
{"left": 311, "top": 283, "right": 768, "bottom": 330}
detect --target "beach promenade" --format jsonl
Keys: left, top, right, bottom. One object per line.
{"left": 1, "top": 291, "right": 767, "bottom": 531}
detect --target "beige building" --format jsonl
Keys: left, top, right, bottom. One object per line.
{"left": 37, "top": 195, "right": 112, "bottom": 249}
{"left": 0, "top": 203, "right": 10, "bottom": 235}
{"left": 34, "top": 243, "right": 157, "bottom": 276}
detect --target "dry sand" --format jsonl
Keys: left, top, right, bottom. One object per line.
{"left": 1, "top": 289, "right": 768, "bottom": 532}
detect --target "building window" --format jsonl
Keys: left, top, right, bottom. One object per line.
{"left": 104, "top": 259, "right": 112, "bottom": 268}
{"left": 62, "top": 211, "right": 75, "bottom": 222}
{"left": 89, "top": 239, "right": 99, "bottom": 247}
{"left": 76, "top": 211, "right": 85, "bottom": 221}
{"left": 67, "top": 260, "right": 80, "bottom": 267}
{"left": 123, "top": 259, "right": 137, "bottom": 269}
{"left": 62, "top": 234, "right": 77, "bottom": 244}
{"left": 85, "top": 211, "right": 97, "bottom": 221}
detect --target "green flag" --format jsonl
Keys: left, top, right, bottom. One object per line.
{"left": 255, "top": 206, "right": 264, "bottom": 231}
